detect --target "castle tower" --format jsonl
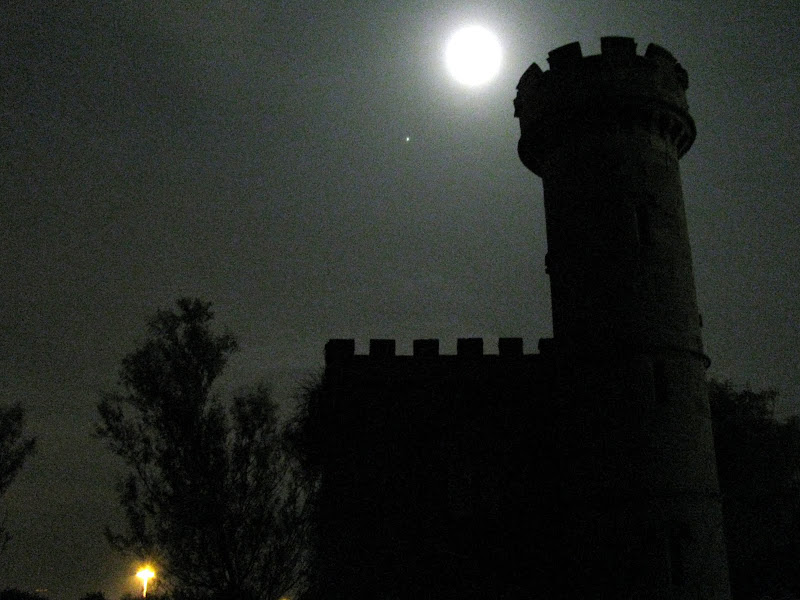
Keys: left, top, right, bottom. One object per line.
{"left": 515, "top": 38, "right": 731, "bottom": 598}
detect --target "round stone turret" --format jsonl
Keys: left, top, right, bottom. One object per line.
{"left": 515, "top": 37, "right": 705, "bottom": 358}
{"left": 515, "top": 38, "right": 731, "bottom": 599}
{"left": 515, "top": 36, "right": 695, "bottom": 176}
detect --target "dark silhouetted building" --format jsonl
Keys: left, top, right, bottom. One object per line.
{"left": 309, "top": 38, "right": 731, "bottom": 599}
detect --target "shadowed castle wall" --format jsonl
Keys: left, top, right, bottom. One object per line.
{"left": 317, "top": 338, "right": 557, "bottom": 598}
{"left": 311, "top": 36, "right": 730, "bottom": 600}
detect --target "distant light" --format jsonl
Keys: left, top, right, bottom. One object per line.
{"left": 136, "top": 567, "right": 155, "bottom": 597}
{"left": 445, "top": 25, "right": 502, "bottom": 86}
{"left": 405, "top": 136, "right": 410, "bottom": 142}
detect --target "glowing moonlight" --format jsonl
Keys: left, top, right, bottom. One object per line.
{"left": 445, "top": 25, "right": 502, "bottom": 86}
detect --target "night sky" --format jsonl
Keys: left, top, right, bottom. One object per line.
{"left": 2, "top": 1, "right": 798, "bottom": 598}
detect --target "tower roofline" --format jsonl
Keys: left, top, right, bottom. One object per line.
{"left": 514, "top": 37, "right": 695, "bottom": 176}
{"left": 516, "top": 37, "right": 688, "bottom": 92}
{"left": 324, "top": 337, "right": 540, "bottom": 365}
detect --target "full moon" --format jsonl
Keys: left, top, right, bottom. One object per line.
{"left": 445, "top": 25, "right": 502, "bottom": 87}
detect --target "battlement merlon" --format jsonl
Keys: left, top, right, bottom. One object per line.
{"left": 324, "top": 337, "right": 551, "bottom": 366}
{"left": 514, "top": 37, "right": 696, "bottom": 176}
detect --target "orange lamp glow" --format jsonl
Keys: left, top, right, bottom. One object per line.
{"left": 136, "top": 567, "right": 155, "bottom": 597}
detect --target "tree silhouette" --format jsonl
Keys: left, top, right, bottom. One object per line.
{"left": 96, "top": 298, "right": 308, "bottom": 600}
{"left": 78, "top": 593, "right": 107, "bottom": 600}
{"left": 710, "top": 379, "right": 800, "bottom": 599}
{"left": 282, "top": 377, "right": 325, "bottom": 600}
{"left": 0, "top": 590, "right": 48, "bottom": 600}
{"left": 0, "top": 403, "right": 36, "bottom": 554}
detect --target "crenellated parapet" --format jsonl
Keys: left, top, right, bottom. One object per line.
{"left": 514, "top": 36, "right": 695, "bottom": 176}
{"left": 324, "top": 337, "right": 546, "bottom": 365}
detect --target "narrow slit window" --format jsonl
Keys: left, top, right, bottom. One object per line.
{"left": 653, "top": 360, "right": 668, "bottom": 403}
{"left": 668, "top": 531, "right": 686, "bottom": 585}
{"left": 636, "top": 205, "right": 651, "bottom": 245}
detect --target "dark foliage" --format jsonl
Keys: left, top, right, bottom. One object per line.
{"left": 710, "top": 379, "right": 800, "bottom": 600}
{"left": 0, "top": 403, "right": 36, "bottom": 554}
{"left": 119, "top": 593, "right": 169, "bottom": 600}
{"left": 282, "top": 377, "right": 326, "bottom": 600}
{"left": 283, "top": 376, "right": 326, "bottom": 487}
{"left": 0, "top": 590, "right": 47, "bottom": 600}
{"left": 96, "top": 298, "right": 309, "bottom": 600}
{"left": 78, "top": 593, "right": 107, "bottom": 600}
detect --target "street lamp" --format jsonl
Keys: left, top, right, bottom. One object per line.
{"left": 136, "top": 567, "right": 155, "bottom": 598}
